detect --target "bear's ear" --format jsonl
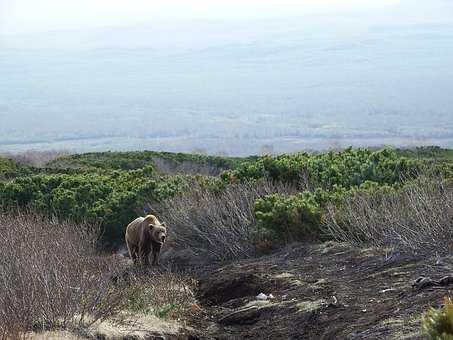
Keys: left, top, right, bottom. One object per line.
{"left": 161, "top": 221, "right": 168, "bottom": 228}
{"left": 149, "top": 223, "right": 158, "bottom": 230}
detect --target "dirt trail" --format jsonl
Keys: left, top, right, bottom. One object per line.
{"left": 192, "top": 242, "right": 453, "bottom": 339}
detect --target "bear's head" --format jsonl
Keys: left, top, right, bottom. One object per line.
{"left": 150, "top": 223, "right": 167, "bottom": 245}
{"left": 144, "top": 215, "right": 168, "bottom": 245}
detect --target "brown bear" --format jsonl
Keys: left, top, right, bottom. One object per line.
{"left": 125, "top": 215, "right": 168, "bottom": 266}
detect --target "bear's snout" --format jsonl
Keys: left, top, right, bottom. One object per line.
{"left": 161, "top": 235, "right": 166, "bottom": 242}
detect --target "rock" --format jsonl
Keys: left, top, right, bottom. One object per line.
{"left": 327, "top": 295, "right": 340, "bottom": 308}
{"left": 380, "top": 288, "right": 397, "bottom": 293}
{"left": 256, "top": 293, "right": 275, "bottom": 300}
{"left": 256, "top": 293, "right": 268, "bottom": 300}
{"left": 412, "top": 275, "right": 453, "bottom": 290}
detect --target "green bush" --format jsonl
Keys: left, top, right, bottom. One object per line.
{"left": 397, "top": 146, "right": 453, "bottom": 161}
{"left": 227, "top": 148, "right": 426, "bottom": 243}
{"left": 423, "top": 297, "right": 453, "bottom": 339}
{"left": 47, "top": 150, "right": 249, "bottom": 172}
{"left": 254, "top": 191, "right": 322, "bottom": 242}
{"left": 254, "top": 182, "right": 395, "bottom": 242}
{"left": 0, "top": 165, "right": 184, "bottom": 246}
{"left": 0, "top": 157, "right": 32, "bottom": 180}
{"left": 222, "top": 148, "right": 422, "bottom": 189}
{"left": 1, "top": 148, "right": 450, "bottom": 248}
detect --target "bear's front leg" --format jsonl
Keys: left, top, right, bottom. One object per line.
{"left": 151, "top": 243, "right": 162, "bottom": 266}
{"left": 138, "top": 243, "right": 151, "bottom": 266}
{"left": 143, "top": 255, "right": 150, "bottom": 266}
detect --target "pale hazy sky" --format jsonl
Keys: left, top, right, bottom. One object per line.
{"left": 0, "top": 0, "right": 404, "bottom": 34}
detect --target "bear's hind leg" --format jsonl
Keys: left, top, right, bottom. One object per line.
{"left": 131, "top": 246, "right": 140, "bottom": 265}
{"left": 127, "top": 242, "right": 139, "bottom": 264}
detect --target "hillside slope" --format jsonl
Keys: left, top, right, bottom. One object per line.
{"left": 192, "top": 242, "right": 449, "bottom": 339}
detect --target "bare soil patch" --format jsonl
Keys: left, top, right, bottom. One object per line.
{"left": 193, "top": 242, "right": 452, "bottom": 339}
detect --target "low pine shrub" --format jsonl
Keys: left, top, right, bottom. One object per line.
{"left": 253, "top": 182, "right": 392, "bottom": 243}
{"left": 0, "top": 166, "right": 185, "bottom": 246}
{"left": 423, "top": 297, "right": 453, "bottom": 339}
{"left": 222, "top": 148, "right": 423, "bottom": 189}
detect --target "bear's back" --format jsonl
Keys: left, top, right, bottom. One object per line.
{"left": 125, "top": 217, "right": 146, "bottom": 245}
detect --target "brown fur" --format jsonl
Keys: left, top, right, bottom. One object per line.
{"left": 125, "top": 215, "right": 168, "bottom": 266}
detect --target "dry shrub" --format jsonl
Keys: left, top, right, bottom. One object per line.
{"left": 325, "top": 176, "right": 453, "bottom": 253}
{"left": 0, "top": 322, "right": 26, "bottom": 340}
{"left": 155, "top": 179, "right": 298, "bottom": 262}
{"left": 0, "top": 212, "right": 127, "bottom": 337}
{"left": 125, "top": 270, "right": 197, "bottom": 319}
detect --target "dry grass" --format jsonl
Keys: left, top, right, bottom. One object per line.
{"left": 0, "top": 212, "right": 128, "bottom": 338}
{"left": 155, "top": 179, "right": 298, "bottom": 262}
{"left": 124, "top": 269, "right": 197, "bottom": 320}
{"left": 325, "top": 176, "right": 453, "bottom": 253}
